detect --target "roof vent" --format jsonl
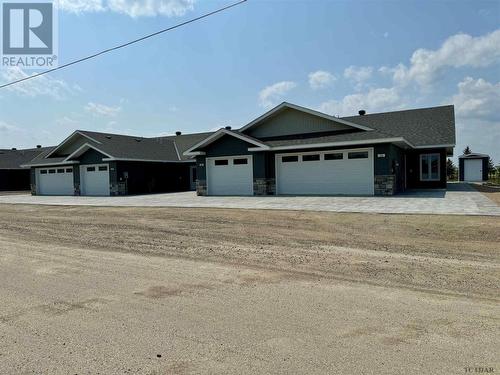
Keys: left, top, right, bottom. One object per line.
{"left": 11, "top": 148, "right": 17, "bottom": 151}
{"left": 175, "top": 131, "right": 182, "bottom": 136}
{"left": 358, "top": 110, "right": 366, "bottom": 116}
{"left": 135, "top": 138, "right": 142, "bottom": 142}
{"left": 225, "top": 126, "right": 232, "bottom": 130}
{"left": 105, "top": 135, "right": 112, "bottom": 139}
{"left": 36, "top": 145, "right": 42, "bottom": 148}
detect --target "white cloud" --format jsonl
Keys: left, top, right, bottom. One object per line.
{"left": 58, "top": 0, "right": 195, "bottom": 17}
{"left": 308, "top": 70, "right": 336, "bottom": 90}
{"left": 344, "top": 66, "right": 373, "bottom": 84}
{"left": 452, "top": 77, "right": 500, "bottom": 120}
{"left": 0, "top": 67, "right": 75, "bottom": 100}
{"left": 319, "top": 87, "right": 402, "bottom": 117}
{"left": 85, "top": 102, "right": 122, "bottom": 117}
{"left": 389, "top": 29, "right": 500, "bottom": 87}
{"left": 258, "top": 81, "right": 297, "bottom": 108}
{"left": 0, "top": 121, "right": 31, "bottom": 148}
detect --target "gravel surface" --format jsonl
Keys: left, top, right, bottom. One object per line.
{"left": 0, "top": 204, "right": 498, "bottom": 374}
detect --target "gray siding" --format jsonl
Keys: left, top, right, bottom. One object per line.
{"left": 203, "top": 135, "right": 252, "bottom": 157}
{"left": 246, "top": 108, "right": 352, "bottom": 138}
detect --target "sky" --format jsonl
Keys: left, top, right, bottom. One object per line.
{"left": 0, "top": 0, "right": 499, "bottom": 164}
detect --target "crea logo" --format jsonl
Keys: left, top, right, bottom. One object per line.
{"left": 1, "top": 0, "right": 58, "bottom": 69}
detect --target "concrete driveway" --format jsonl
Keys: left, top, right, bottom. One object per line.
{"left": 0, "top": 183, "right": 499, "bottom": 216}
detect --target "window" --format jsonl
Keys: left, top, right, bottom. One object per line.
{"left": 48, "top": 169, "right": 56, "bottom": 174}
{"left": 348, "top": 151, "right": 369, "bottom": 159}
{"left": 40, "top": 170, "right": 47, "bottom": 174}
{"left": 66, "top": 168, "right": 73, "bottom": 173}
{"left": 282, "top": 155, "right": 298, "bottom": 163}
{"left": 214, "top": 159, "right": 228, "bottom": 166}
{"left": 98, "top": 166, "right": 108, "bottom": 171}
{"left": 233, "top": 158, "right": 248, "bottom": 165}
{"left": 86, "top": 166, "right": 96, "bottom": 172}
{"left": 420, "top": 154, "right": 440, "bottom": 181}
{"left": 324, "top": 153, "right": 343, "bottom": 160}
{"left": 57, "top": 169, "right": 65, "bottom": 173}
{"left": 302, "top": 154, "right": 320, "bottom": 162}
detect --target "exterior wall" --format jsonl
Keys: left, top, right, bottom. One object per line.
{"left": 246, "top": 108, "right": 352, "bottom": 138}
{"left": 406, "top": 148, "right": 447, "bottom": 189}
{"left": 0, "top": 169, "right": 31, "bottom": 191}
{"left": 51, "top": 136, "right": 91, "bottom": 157}
{"left": 458, "top": 157, "right": 489, "bottom": 181}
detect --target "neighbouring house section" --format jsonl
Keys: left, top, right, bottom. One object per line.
{"left": 185, "top": 102, "right": 456, "bottom": 196}
{"left": 458, "top": 153, "right": 489, "bottom": 182}
{"left": 0, "top": 147, "right": 50, "bottom": 191}
{"left": 23, "top": 130, "right": 211, "bottom": 196}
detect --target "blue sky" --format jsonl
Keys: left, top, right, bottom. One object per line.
{"left": 1, "top": 0, "right": 499, "bottom": 163}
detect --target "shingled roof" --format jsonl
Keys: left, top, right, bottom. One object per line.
{"left": 0, "top": 147, "right": 52, "bottom": 169}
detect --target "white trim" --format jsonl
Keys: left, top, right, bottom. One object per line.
{"left": 64, "top": 143, "right": 114, "bottom": 161}
{"left": 183, "top": 128, "right": 270, "bottom": 156}
{"left": 45, "top": 131, "right": 102, "bottom": 158}
{"left": 419, "top": 153, "right": 441, "bottom": 181}
{"left": 249, "top": 137, "right": 412, "bottom": 152}
{"left": 173, "top": 141, "right": 181, "bottom": 160}
{"left": 239, "top": 102, "right": 374, "bottom": 133}
{"left": 414, "top": 143, "right": 455, "bottom": 149}
{"left": 21, "top": 160, "right": 79, "bottom": 168}
{"left": 102, "top": 158, "right": 195, "bottom": 163}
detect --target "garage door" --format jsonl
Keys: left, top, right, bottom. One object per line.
{"left": 37, "top": 167, "right": 74, "bottom": 195}
{"left": 464, "top": 159, "right": 483, "bottom": 182}
{"left": 276, "top": 148, "right": 374, "bottom": 195}
{"left": 206, "top": 156, "right": 253, "bottom": 195}
{"left": 80, "top": 164, "right": 110, "bottom": 196}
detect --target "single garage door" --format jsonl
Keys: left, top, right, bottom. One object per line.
{"left": 206, "top": 155, "right": 253, "bottom": 195}
{"left": 276, "top": 148, "right": 374, "bottom": 195}
{"left": 80, "top": 164, "right": 110, "bottom": 196}
{"left": 37, "top": 167, "right": 74, "bottom": 195}
{"left": 464, "top": 159, "right": 483, "bottom": 182}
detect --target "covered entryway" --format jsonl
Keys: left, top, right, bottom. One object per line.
{"left": 37, "top": 167, "right": 74, "bottom": 195}
{"left": 276, "top": 148, "right": 374, "bottom": 195}
{"left": 80, "top": 164, "right": 110, "bottom": 196}
{"left": 464, "top": 159, "right": 483, "bottom": 182}
{"left": 206, "top": 155, "right": 253, "bottom": 195}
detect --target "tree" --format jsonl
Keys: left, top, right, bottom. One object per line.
{"left": 488, "top": 157, "right": 495, "bottom": 174}
{"left": 463, "top": 145, "right": 472, "bottom": 155}
{"left": 446, "top": 158, "right": 457, "bottom": 180}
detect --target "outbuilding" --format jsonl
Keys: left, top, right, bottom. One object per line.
{"left": 459, "top": 153, "right": 489, "bottom": 182}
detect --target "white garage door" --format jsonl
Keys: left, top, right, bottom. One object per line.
{"left": 80, "top": 164, "right": 110, "bottom": 196}
{"left": 37, "top": 167, "right": 74, "bottom": 195}
{"left": 276, "top": 148, "right": 374, "bottom": 195}
{"left": 206, "top": 155, "right": 253, "bottom": 195}
{"left": 464, "top": 159, "right": 483, "bottom": 182}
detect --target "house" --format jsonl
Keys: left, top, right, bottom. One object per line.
{"left": 23, "top": 130, "right": 211, "bottom": 196}
{"left": 184, "top": 103, "right": 456, "bottom": 196}
{"left": 459, "top": 153, "right": 489, "bottom": 182}
{"left": 0, "top": 146, "right": 50, "bottom": 191}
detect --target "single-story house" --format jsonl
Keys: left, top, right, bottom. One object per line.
{"left": 184, "top": 102, "right": 456, "bottom": 196}
{"left": 459, "top": 153, "right": 489, "bottom": 182}
{"left": 23, "top": 130, "right": 211, "bottom": 196}
{"left": 0, "top": 146, "right": 50, "bottom": 191}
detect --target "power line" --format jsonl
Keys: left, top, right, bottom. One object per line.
{"left": 0, "top": 0, "right": 247, "bottom": 90}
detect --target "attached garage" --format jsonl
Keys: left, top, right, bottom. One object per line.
{"left": 206, "top": 155, "right": 253, "bottom": 195}
{"left": 276, "top": 148, "right": 374, "bottom": 195}
{"left": 80, "top": 164, "right": 110, "bottom": 196}
{"left": 36, "top": 167, "right": 74, "bottom": 195}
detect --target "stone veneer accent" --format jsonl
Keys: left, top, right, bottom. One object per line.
{"left": 110, "top": 182, "right": 127, "bottom": 196}
{"left": 374, "top": 175, "right": 396, "bottom": 196}
{"left": 253, "top": 178, "right": 276, "bottom": 196}
{"left": 196, "top": 179, "right": 207, "bottom": 196}
{"left": 30, "top": 184, "right": 37, "bottom": 195}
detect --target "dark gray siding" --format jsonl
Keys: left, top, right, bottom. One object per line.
{"left": 78, "top": 149, "right": 107, "bottom": 164}
{"left": 0, "top": 169, "right": 31, "bottom": 191}
{"left": 204, "top": 135, "right": 252, "bottom": 157}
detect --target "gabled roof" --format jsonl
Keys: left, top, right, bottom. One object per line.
{"left": 459, "top": 153, "right": 489, "bottom": 159}
{"left": 184, "top": 128, "right": 270, "bottom": 155}
{"left": 239, "top": 102, "right": 374, "bottom": 133}
{"left": 0, "top": 147, "right": 52, "bottom": 169}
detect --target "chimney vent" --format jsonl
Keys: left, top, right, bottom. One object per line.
{"left": 225, "top": 126, "right": 232, "bottom": 130}
{"left": 175, "top": 131, "right": 182, "bottom": 136}
{"left": 358, "top": 110, "right": 366, "bottom": 116}
{"left": 36, "top": 145, "right": 42, "bottom": 148}
{"left": 11, "top": 148, "right": 17, "bottom": 151}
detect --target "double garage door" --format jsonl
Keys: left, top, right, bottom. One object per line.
{"left": 36, "top": 164, "right": 110, "bottom": 196}
{"left": 206, "top": 148, "right": 374, "bottom": 196}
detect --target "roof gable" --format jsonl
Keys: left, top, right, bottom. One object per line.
{"left": 184, "top": 128, "right": 269, "bottom": 155}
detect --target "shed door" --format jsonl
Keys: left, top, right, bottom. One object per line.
{"left": 464, "top": 159, "right": 483, "bottom": 182}
{"left": 276, "top": 148, "right": 374, "bottom": 195}
{"left": 206, "top": 156, "right": 253, "bottom": 195}
{"left": 80, "top": 164, "right": 110, "bottom": 196}
{"left": 37, "top": 167, "right": 74, "bottom": 195}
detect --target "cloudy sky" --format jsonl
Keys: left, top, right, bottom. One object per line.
{"left": 0, "top": 0, "right": 499, "bottom": 163}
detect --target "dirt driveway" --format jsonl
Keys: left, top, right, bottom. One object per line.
{"left": 0, "top": 204, "right": 498, "bottom": 374}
